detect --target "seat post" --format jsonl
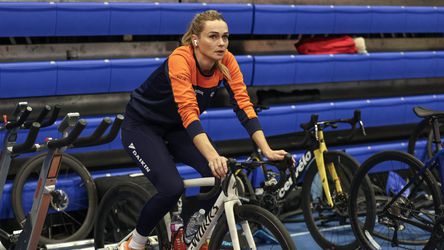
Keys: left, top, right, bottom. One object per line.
{"left": 431, "top": 117, "right": 442, "bottom": 152}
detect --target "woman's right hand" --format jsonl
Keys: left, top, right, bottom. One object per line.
{"left": 208, "top": 155, "right": 228, "bottom": 179}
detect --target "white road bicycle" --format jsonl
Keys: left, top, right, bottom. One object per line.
{"left": 94, "top": 155, "right": 296, "bottom": 250}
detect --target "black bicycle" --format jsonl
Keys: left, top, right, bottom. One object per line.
{"left": 237, "top": 110, "right": 373, "bottom": 250}
{"left": 349, "top": 106, "right": 444, "bottom": 249}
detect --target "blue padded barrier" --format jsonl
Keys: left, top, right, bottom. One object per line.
{"left": 435, "top": 51, "right": 444, "bottom": 77}
{"left": 404, "top": 7, "right": 438, "bottom": 33}
{"left": 253, "top": 4, "right": 297, "bottom": 35}
{"left": 235, "top": 55, "right": 254, "bottom": 86}
{"left": 56, "top": 3, "right": 110, "bottom": 36}
{"left": 0, "top": 61, "right": 57, "bottom": 98}
{"left": 371, "top": 6, "right": 405, "bottom": 33}
{"left": 439, "top": 8, "right": 444, "bottom": 33}
{"left": 334, "top": 97, "right": 406, "bottom": 127}
{"left": 294, "top": 55, "right": 334, "bottom": 84}
{"left": 159, "top": 3, "right": 253, "bottom": 35}
{"left": 333, "top": 99, "right": 368, "bottom": 124}
{"left": 369, "top": 52, "right": 405, "bottom": 80}
{"left": 361, "top": 97, "right": 406, "bottom": 127}
{"left": 343, "top": 141, "right": 408, "bottom": 167}
{"left": 109, "top": 58, "right": 164, "bottom": 92}
{"left": 259, "top": 105, "right": 299, "bottom": 136}
{"left": 211, "top": 4, "right": 253, "bottom": 35}
{"left": 253, "top": 55, "right": 297, "bottom": 86}
{"left": 334, "top": 6, "right": 372, "bottom": 34}
{"left": 201, "top": 109, "right": 245, "bottom": 141}
{"left": 56, "top": 60, "right": 111, "bottom": 95}
{"left": 0, "top": 2, "right": 56, "bottom": 37}
{"left": 403, "top": 51, "right": 436, "bottom": 79}
{"left": 332, "top": 54, "right": 371, "bottom": 82}
{"left": 109, "top": 3, "right": 161, "bottom": 35}
{"left": 294, "top": 5, "right": 335, "bottom": 34}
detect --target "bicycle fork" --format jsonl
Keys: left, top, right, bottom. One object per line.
{"left": 313, "top": 130, "right": 343, "bottom": 208}
{"left": 225, "top": 176, "right": 256, "bottom": 250}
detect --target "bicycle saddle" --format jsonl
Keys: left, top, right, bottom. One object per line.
{"left": 413, "top": 106, "right": 444, "bottom": 118}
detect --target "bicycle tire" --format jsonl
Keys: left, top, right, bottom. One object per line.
{"left": 349, "top": 150, "right": 441, "bottom": 249}
{"left": 407, "top": 118, "right": 444, "bottom": 161}
{"left": 209, "top": 204, "right": 296, "bottom": 250}
{"left": 94, "top": 182, "right": 168, "bottom": 249}
{"left": 301, "top": 150, "right": 373, "bottom": 250}
{"left": 11, "top": 153, "right": 97, "bottom": 245}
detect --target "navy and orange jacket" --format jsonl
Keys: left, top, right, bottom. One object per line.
{"left": 126, "top": 45, "right": 261, "bottom": 139}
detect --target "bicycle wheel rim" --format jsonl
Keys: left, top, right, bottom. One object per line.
{"left": 94, "top": 182, "right": 168, "bottom": 249}
{"left": 209, "top": 204, "right": 296, "bottom": 250}
{"left": 11, "top": 153, "right": 97, "bottom": 244}
{"left": 350, "top": 151, "right": 441, "bottom": 249}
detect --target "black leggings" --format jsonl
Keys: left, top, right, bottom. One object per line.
{"left": 121, "top": 117, "right": 213, "bottom": 236}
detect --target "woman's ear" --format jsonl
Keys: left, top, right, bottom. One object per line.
{"left": 191, "top": 35, "right": 199, "bottom": 47}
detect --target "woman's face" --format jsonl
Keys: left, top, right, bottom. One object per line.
{"left": 194, "top": 20, "right": 229, "bottom": 62}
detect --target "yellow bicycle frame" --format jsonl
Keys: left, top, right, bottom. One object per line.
{"left": 313, "top": 129, "right": 344, "bottom": 208}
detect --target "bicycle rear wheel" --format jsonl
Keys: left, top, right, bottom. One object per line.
{"left": 349, "top": 150, "right": 441, "bottom": 249}
{"left": 209, "top": 204, "right": 296, "bottom": 250}
{"left": 301, "top": 150, "right": 374, "bottom": 250}
{"left": 11, "top": 153, "right": 97, "bottom": 245}
{"left": 94, "top": 182, "right": 168, "bottom": 249}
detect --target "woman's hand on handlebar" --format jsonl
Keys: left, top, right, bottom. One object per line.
{"left": 208, "top": 155, "right": 228, "bottom": 179}
{"left": 263, "top": 149, "right": 295, "bottom": 165}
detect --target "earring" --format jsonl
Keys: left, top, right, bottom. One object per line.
{"left": 193, "top": 40, "right": 198, "bottom": 46}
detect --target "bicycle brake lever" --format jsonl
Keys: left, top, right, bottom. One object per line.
{"left": 359, "top": 120, "right": 367, "bottom": 136}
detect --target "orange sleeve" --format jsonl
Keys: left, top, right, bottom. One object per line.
{"left": 223, "top": 52, "right": 257, "bottom": 119}
{"left": 168, "top": 53, "right": 200, "bottom": 129}
{"left": 222, "top": 52, "right": 262, "bottom": 136}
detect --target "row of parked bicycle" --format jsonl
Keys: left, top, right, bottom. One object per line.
{"left": 1, "top": 102, "right": 444, "bottom": 249}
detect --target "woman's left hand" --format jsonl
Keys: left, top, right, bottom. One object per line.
{"left": 263, "top": 149, "right": 288, "bottom": 161}
{"left": 263, "top": 149, "right": 296, "bottom": 166}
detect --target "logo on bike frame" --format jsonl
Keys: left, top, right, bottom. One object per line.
{"left": 189, "top": 204, "right": 219, "bottom": 248}
{"left": 278, "top": 151, "right": 313, "bottom": 198}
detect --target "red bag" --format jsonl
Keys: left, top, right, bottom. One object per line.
{"left": 295, "top": 36, "right": 357, "bottom": 55}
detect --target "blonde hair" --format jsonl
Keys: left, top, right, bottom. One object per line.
{"left": 181, "top": 10, "right": 232, "bottom": 81}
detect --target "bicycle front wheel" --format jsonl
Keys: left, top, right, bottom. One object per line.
{"left": 301, "top": 150, "right": 374, "bottom": 250}
{"left": 209, "top": 204, "right": 296, "bottom": 250}
{"left": 11, "top": 153, "right": 97, "bottom": 245}
{"left": 349, "top": 150, "right": 441, "bottom": 249}
{"left": 94, "top": 182, "right": 168, "bottom": 249}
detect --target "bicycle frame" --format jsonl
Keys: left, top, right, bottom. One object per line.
{"left": 275, "top": 127, "right": 344, "bottom": 208}
{"left": 112, "top": 174, "right": 256, "bottom": 250}
{"left": 379, "top": 117, "right": 444, "bottom": 234}
{"left": 182, "top": 175, "right": 251, "bottom": 250}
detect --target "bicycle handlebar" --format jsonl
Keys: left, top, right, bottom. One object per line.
{"left": 40, "top": 104, "right": 61, "bottom": 128}
{"left": 332, "top": 109, "right": 366, "bottom": 142}
{"left": 5, "top": 106, "right": 32, "bottom": 130}
{"left": 72, "top": 117, "right": 112, "bottom": 147}
{"left": 227, "top": 153, "right": 294, "bottom": 193}
{"left": 23, "top": 105, "right": 50, "bottom": 129}
{"left": 95, "top": 114, "right": 124, "bottom": 145}
{"left": 11, "top": 122, "right": 40, "bottom": 154}
{"left": 293, "top": 110, "right": 366, "bottom": 147}
{"left": 47, "top": 119, "right": 87, "bottom": 149}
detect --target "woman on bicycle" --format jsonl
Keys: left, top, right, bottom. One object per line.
{"left": 119, "top": 10, "right": 289, "bottom": 249}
